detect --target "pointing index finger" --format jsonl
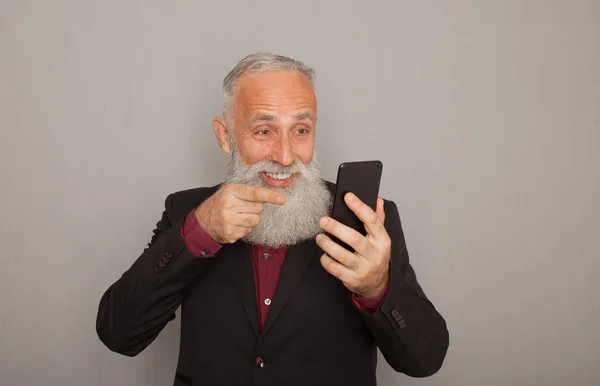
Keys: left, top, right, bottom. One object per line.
{"left": 233, "top": 185, "right": 285, "bottom": 205}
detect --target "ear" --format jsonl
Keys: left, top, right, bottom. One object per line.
{"left": 212, "top": 117, "right": 231, "bottom": 154}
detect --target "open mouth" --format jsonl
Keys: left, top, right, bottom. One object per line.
{"left": 266, "top": 172, "right": 292, "bottom": 180}
{"left": 263, "top": 171, "right": 295, "bottom": 187}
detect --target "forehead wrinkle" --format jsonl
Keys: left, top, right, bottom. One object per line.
{"left": 234, "top": 74, "right": 317, "bottom": 127}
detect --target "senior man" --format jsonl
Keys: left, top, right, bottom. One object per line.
{"left": 96, "top": 52, "right": 449, "bottom": 386}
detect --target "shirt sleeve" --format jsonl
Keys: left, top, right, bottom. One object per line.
{"left": 351, "top": 287, "right": 389, "bottom": 314}
{"left": 181, "top": 210, "right": 222, "bottom": 258}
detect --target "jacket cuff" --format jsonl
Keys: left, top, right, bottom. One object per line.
{"left": 351, "top": 287, "right": 389, "bottom": 314}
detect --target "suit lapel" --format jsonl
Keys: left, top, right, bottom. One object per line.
{"left": 224, "top": 240, "right": 260, "bottom": 337}
{"left": 258, "top": 238, "right": 320, "bottom": 341}
{"left": 206, "top": 181, "right": 334, "bottom": 341}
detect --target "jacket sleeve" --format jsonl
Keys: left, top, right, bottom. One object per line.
{"left": 95, "top": 193, "right": 208, "bottom": 356}
{"left": 359, "top": 200, "right": 449, "bottom": 377}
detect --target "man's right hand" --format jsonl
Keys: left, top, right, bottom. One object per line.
{"left": 194, "top": 184, "right": 285, "bottom": 244}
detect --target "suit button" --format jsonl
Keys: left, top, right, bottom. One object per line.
{"left": 165, "top": 251, "right": 174, "bottom": 259}
{"left": 255, "top": 357, "right": 266, "bottom": 368}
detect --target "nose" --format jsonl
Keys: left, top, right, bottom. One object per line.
{"left": 271, "top": 137, "right": 294, "bottom": 166}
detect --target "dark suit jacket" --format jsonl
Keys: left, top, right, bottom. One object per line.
{"left": 96, "top": 182, "right": 449, "bottom": 386}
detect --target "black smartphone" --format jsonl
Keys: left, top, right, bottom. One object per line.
{"left": 329, "top": 160, "right": 383, "bottom": 251}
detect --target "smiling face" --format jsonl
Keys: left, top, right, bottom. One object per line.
{"left": 213, "top": 69, "right": 330, "bottom": 247}
{"left": 213, "top": 70, "right": 317, "bottom": 188}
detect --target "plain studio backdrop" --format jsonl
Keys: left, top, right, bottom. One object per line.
{"left": 1, "top": 1, "right": 599, "bottom": 385}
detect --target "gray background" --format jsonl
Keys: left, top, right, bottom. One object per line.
{"left": 1, "top": 1, "right": 599, "bottom": 385}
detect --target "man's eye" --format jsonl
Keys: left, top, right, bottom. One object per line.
{"left": 296, "top": 128, "right": 310, "bottom": 135}
{"left": 255, "top": 130, "right": 270, "bottom": 136}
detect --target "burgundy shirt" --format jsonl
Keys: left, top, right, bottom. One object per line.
{"left": 181, "top": 212, "right": 387, "bottom": 329}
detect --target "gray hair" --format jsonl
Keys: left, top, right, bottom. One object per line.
{"left": 222, "top": 52, "right": 316, "bottom": 120}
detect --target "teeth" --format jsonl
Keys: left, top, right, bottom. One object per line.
{"left": 266, "top": 172, "right": 292, "bottom": 180}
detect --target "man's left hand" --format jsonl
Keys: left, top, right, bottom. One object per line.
{"left": 316, "top": 193, "right": 391, "bottom": 298}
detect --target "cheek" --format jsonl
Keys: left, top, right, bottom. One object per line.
{"left": 295, "top": 141, "right": 315, "bottom": 165}
{"left": 241, "top": 142, "right": 272, "bottom": 165}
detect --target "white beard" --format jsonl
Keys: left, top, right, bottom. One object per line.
{"left": 223, "top": 146, "right": 332, "bottom": 248}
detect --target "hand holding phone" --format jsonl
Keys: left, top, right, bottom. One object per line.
{"left": 317, "top": 160, "right": 390, "bottom": 298}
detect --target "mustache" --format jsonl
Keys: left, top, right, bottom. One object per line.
{"left": 245, "top": 159, "right": 305, "bottom": 175}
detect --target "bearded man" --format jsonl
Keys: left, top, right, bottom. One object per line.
{"left": 96, "top": 53, "right": 449, "bottom": 386}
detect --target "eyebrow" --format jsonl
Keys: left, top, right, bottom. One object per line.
{"left": 249, "top": 114, "right": 276, "bottom": 124}
{"left": 249, "top": 112, "right": 315, "bottom": 125}
{"left": 295, "top": 112, "right": 315, "bottom": 122}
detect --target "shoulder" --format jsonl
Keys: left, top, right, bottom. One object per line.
{"left": 170, "top": 184, "right": 221, "bottom": 203}
{"left": 163, "top": 184, "right": 222, "bottom": 221}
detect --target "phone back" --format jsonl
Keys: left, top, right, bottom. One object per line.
{"left": 331, "top": 160, "right": 383, "bottom": 239}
